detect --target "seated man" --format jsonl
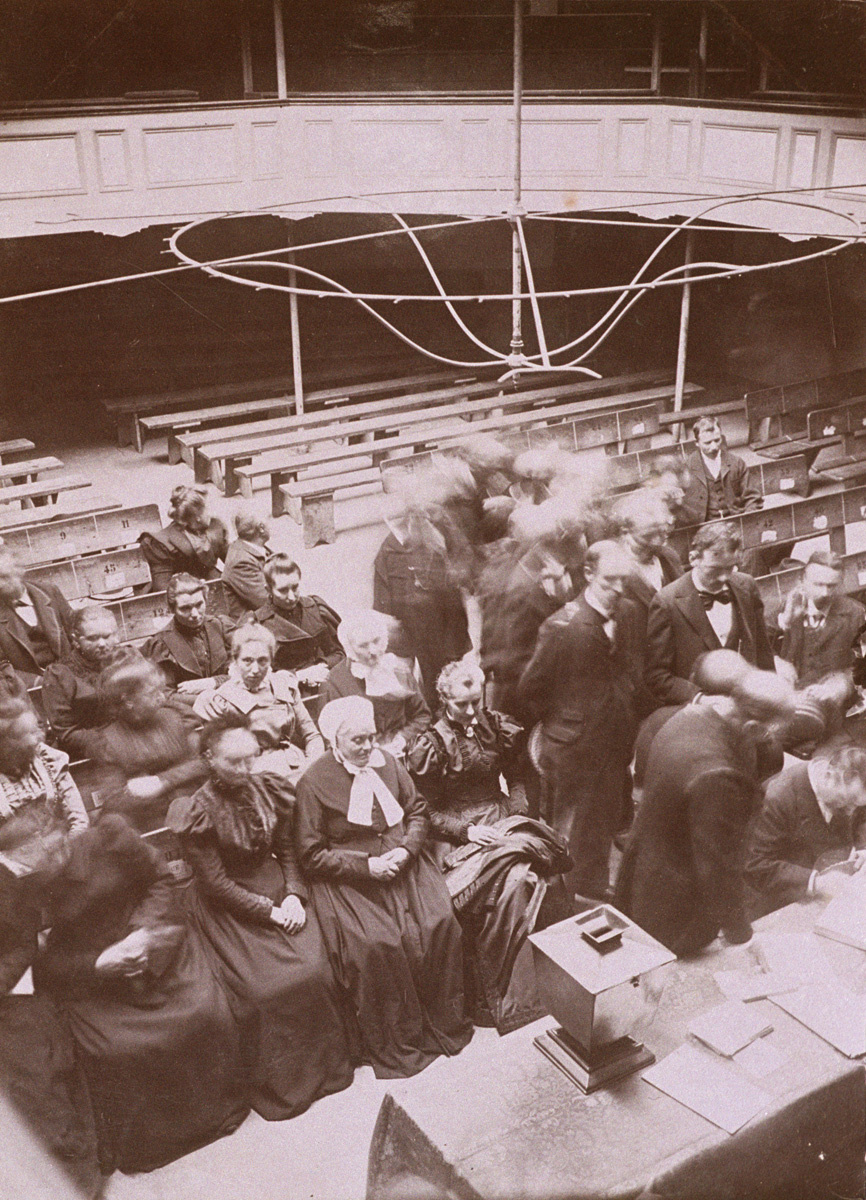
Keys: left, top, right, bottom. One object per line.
{"left": 0, "top": 548, "right": 73, "bottom": 686}
{"left": 646, "top": 521, "right": 775, "bottom": 707}
{"left": 42, "top": 606, "right": 138, "bottom": 760}
{"left": 745, "top": 740, "right": 866, "bottom": 917}
{"left": 221, "top": 510, "right": 272, "bottom": 622}
{"left": 777, "top": 551, "right": 866, "bottom": 686}
{"left": 252, "top": 553, "right": 343, "bottom": 688}
{"left": 144, "top": 573, "right": 233, "bottom": 698}
{"left": 681, "top": 417, "right": 761, "bottom": 526}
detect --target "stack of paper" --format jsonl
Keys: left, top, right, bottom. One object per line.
{"left": 714, "top": 968, "right": 799, "bottom": 1003}
{"left": 814, "top": 875, "right": 866, "bottom": 952}
{"left": 688, "top": 1000, "right": 774, "bottom": 1058}
{"left": 643, "top": 1044, "right": 770, "bottom": 1135}
{"left": 771, "top": 982, "right": 866, "bottom": 1058}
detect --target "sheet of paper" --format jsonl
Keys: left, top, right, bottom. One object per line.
{"left": 733, "top": 1038, "right": 788, "bottom": 1080}
{"left": 688, "top": 1000, "right": 773, "bottom": 1057}
{"left": 714, "top": 968, "right": 799, "bottom": 1003}
{"left": 814, "top": 874, "right": 866, "bottom": 952}
{"left": 771, "top": 982, "right": 866, "bottom": 1058}
{"left": 753, "top": 931, "right": 826, "bottom": 985}
{"left": 642, "top": 1044, "right": 770, "bottom": 1135}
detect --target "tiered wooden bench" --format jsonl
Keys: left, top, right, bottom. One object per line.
{"left": 180, "top": 371, "right": 685, "bottom": 487}
{"left": 138, "top": 367, "right": 490, "bottom": 454}
{"left": 1, "top": 503, "right": 160, "bottom": 567}
{"left": 0, "top": 475, "right": 91, "bottom": 512}
{"left": 0, "top": 497, "right": 121, "bottom": 531}
{"left": 746, "top": 366, "right": 866, "bottom": 465}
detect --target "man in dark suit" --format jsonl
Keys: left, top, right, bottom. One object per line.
{"left": 145, "top": 573, "right": 233, "bottom": 696}
{"left": 680, "top": 416, "right": 762, "bottom": 526}
{"left": 646, "top": 521, "right": 775, "bottom": 707}
{"left": 252, "top": 553, "right": 343, "bottom": 686}
{"left": 615, "top": 665, "right": 795, "bottom": 956}
{"left": 744, "top": 740, "right": 866, "bottom": 917}
{"left": 518, "top": 540, "right": 641, "bottom": 902}
{"left": 221, "top": 510, "right": 272, "bottom": 622}
{"left": 777, "top": 550, "right": 866, "bottom": 685}
{"left": 0, "top": 548, "right": 73, "bottom": 686}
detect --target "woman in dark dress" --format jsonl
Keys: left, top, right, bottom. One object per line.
{"left": 295, "top": 696, "right": 472, "bottom": 1078}
{"left": 139, "top": 484, "right": 228, "bottom": 595}
{"left": 94, "top": 658, "right": 208, "bottom": 831}
{"left": 321, "top": 610, "right": 430, "bottom": 760}
{"left": 169, "top": 714, "right": 354, "bottom": 1120}
{"left": 408, "top": 659, "right": 569, "bottom": 1033}
{"left": 33, "top": 812, "right": 249, "bottom": 1175}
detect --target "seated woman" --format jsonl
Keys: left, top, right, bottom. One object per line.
{"left": 33, "top": 811, "right": 248, "bottom": 1175}
{"left": 320, "top": 610, "right": 430, "bottom": 759}
{"left": 295, "top": 696, "right": 472, "bottom": 1078}
{"left": 0, "top": 682, "right": 89, "bottom": 837}
{"left": 139, "top": 484, "right": 228, "bottom": 595}
{"left": 408, "top": 660, "right": 570, "bottom": 1033}
{"left": 193, "top": 624, "right": 324, "bottom": 782}
{"left": 93, "top": 658, "right": 208, "bottom": 832}
{"left": 169, "top": 714, "right": 354, "bottom": 1119}
{"left": 42, "top": 606, "right": 139, "bottom": 760}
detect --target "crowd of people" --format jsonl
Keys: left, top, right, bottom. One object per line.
{"left": 1, "top": 413, "right": 865, "bottom": 1190}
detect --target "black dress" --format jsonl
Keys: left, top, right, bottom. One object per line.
{"left": 295, "top": 750, "right": 472, "bottom": 1078}
{"left": 33, "top": 815, "right": 249, "bottom": 1174}
{"left": 169, "top": 773, "right": 354, "bottom": 1119}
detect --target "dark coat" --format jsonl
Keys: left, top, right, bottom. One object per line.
{"left": 622, "top": 544, "right": 684, "bottom": 719}
{"left": 779, "top": 594, "right": 866, "bottom": 685}
{"left": 744, "top": 760, "right": 866, "bottom": 916}
{"left": 42, "top": 646, "right": 141, "bottom": 759}
{"left": 681, "top": 447, "right": 762, "bottom": 526}
{"left": 646, "top": 570, "right": 775, "bottom": 706}
{"left": 145, "top": 615, "right": 233, "bottom": 688}
{"left": 253, "top": 596, "right": 343, "bottom": 674}
{"left": 0, "top": 582, "right": 73, "bottom": 683}
{"left": 518, "top": 592, "right": 641, "bottom": 762}
{"left": 139, "top": 519, "right": 228, "bottom": 595}
{"left": 615, "top": 705, "right": 762, "bottom": 956}
{"left": 320, "top": 658, "right": 431, "bottom": 747}
{"left": 221, "top": 538, "right": 271, "bottom": 621}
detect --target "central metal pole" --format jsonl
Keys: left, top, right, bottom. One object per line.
{"left": 285, "top": 227, "right": 304, "bottom": 415}
{"left": 510, "top": 0, "right": 524, "bottom": 360}
{"left": 273, "top": 0, "right": 288, "bottom": 99}
{"left": 672, "top": 228, "right": 695, "bottom": 440}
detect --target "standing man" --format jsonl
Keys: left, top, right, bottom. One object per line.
{"left": 518, "top": 540, "right": 640, "bottom": 902}
{"left": 0, "top": 548, "right": 73, "bottom": 686}
{"left": 777, "top": 551, "right": 866, "bottom": 685}
{"left": 221, "top": 510, "right": 272, "bottom": 621}
{"left": 681, "top": 417, "right": 762, "bottom": 526}
{"left": 616, "top": 666, "right": 795, "bottom": 956}
{"left": 145, "top": 573, "right": 233, "bottom": 696}
{"left": 252, "top": 554, "right": 344, "bottom": 687}
{"left": 646, "top": 522, "right": 774, "bottom": 706}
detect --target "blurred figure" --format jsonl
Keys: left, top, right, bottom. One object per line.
{"left": 616, "top": 668, "right": 795, "bottom": 956}
{"left": 321, "top": 610, "right": 430, "bottom": 759}
{"left": 519, "top": 541, "right": 641, "bottom": 902}
{"left": 643, "top": 455, "right": 693, "bottom": 528}
{"left": 139, "top": 485, "right": 228, "bottom": 595}
{"left": 145, "top": 573, "right": 233, "bottom": 698}
{"left": 252, "top": 554, "right": 343, "bottom": 688}
{"left": 222, "top": 510, "right": 272, "bottom": 621}
{"left": 42, "top": 606, "right": 138, "bottom": 759}
{"left": 745, "top": 739, "right": 866, "bottom": 918}
{"left": 680, "top": 417, "right": 762, "bottom": 525}
{"left": 373, "top": 507, "right": 470, "bottom": 709}
{"left": 777, "top": 551, "right": 866, "bottom": 685}
{"left": 0, "top": 547, "right": 73, "bottom": 685}
{"left": 646, "top": 522, "right": 774, "bottom": 706}
{"left": 194, "top": 624, "right": 324, "bottom": 781}
{"left": 94, "top": 658, "right": 207, "bottom": 832}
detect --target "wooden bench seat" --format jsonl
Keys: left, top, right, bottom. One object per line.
{"left": 0, "top": 503, "right": 161, "bottom": 567}
{"left": 0, "top": 439, "right": 36, "bottom": 461}
{"left": 0, "top": 475, "right": 90, "bottom": 509}
{"left": 102, "top": 578, "right": 228, "bottom": 644}
{"left": 0, "top": 497, "right": 121, "bottom": 532}
{"left": 215, "top": 383, "right": 700, "bottom": 496}
{"left": 178, "top": 370, "right": 683, "bottom": 479}
{"left": 26, "top": 546, "right": 151, "bottom": 600}
{"left": 746, "top": 369, "right": 866, "bottom": 462}
{"left": 0, "top": 457, "right": 63, "bottom": 485}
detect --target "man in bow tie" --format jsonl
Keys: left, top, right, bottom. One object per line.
{"left": 777, "top": 551, "right": 866, "bottom": 686}
{"left": 518, "top": 540, "right": 641, "bottom": 902}
{"left": 646, "top": 522, "right": 774, "bottom": 707}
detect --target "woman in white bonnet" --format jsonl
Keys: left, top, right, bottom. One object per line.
{"left": 295, "top": 695, "right": 471, "bottom": 1077}
{"left": 319, "top": 610, "right": 430, "bottom": 759}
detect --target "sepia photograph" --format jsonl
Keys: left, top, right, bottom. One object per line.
{"left": 0, "top": 2, "right": 865, "bottom": 1197}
